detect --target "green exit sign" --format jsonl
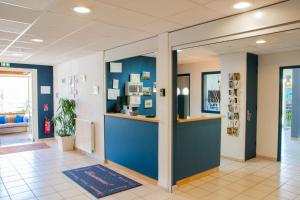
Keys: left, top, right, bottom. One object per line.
{"left": 0, "top": 62, "right": 10, "bottom": 67}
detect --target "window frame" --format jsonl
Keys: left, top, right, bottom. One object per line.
{"left": 201, "top": 71, "right": 221, "bottom": 114}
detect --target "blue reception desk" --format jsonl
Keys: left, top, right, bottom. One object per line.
{"left": 173, "top": 115, "right": 223, "bottom": 185}
{"left": 104, "top": 113, "right": 159, "bottom": 180}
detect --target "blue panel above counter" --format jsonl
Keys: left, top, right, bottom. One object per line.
{"left": 106, "top": 56, "right": 156, "bottom": 116}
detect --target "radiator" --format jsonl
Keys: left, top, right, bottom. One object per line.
{"left": 75, "top": 118, "right": 95, "bottom": 154}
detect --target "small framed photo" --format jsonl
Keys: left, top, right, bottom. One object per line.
{"left": 153, "top": 82, "right": 157, "bottom": 93}
{"left": 229, "top": 81, "right": 234, "bottom": 89}
{"left": 234, "top": 97, "right": 240, "bottom": 104}
{"left": 228, "top": 73, "right": 234, "bottom": 81}
{"left": 234, "top": 89, "right": 239, "bottom": 97}
{"left": 227, "top": 112, "right": 234, "bottom": 120}
{"left": 233, "top": 120, "right": 239, "bottom": 128}
{"left": 229, "top": 89, "right": 234, "bottom": 97}
{"left": 233, "top": 73, "right": 240, "bottom": 80}
{"left": 228, "top": 105, "right": 234, "bottom": 112}
{"left": 143, "top": 87, "right": 152, "bottom": 96}
{"left": 233, "top": 80, "right": 240, "bottom": 89}
{"left": 141, "top": 72, "right": 150, "bottom": 80}
{"left": 228, "top": 120, "right": 234, "bottom": 127}
{"left": 144, "top": 99, "right": 152, "bottom": 108}
{"left": 233, "top": 128, "right": 239, "bottom": 136}
{"left": 227, "top": 127, "right": 233, "bottom": 135}
{"left": 234, "top": 104, "right": 240, "bottom": 112}
{"left": 229, "top": 97, "right": 235, "bottom": 105}
{"left": 234, "top": 113, "right": 239, "bottom": 120}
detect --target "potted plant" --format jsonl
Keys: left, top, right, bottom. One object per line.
{"left": 53, "top": 98, "right": 77, "bottom": 151}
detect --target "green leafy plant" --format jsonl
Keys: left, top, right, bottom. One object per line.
{"left": 53, "top": 98, "right": 77, "bottom": 137}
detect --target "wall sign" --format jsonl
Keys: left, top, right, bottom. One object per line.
{"left": 227, "top": 73, "right": 241, "bottom": 136}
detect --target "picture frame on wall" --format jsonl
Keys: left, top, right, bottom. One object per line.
{"left": 144, "top": 99, "right": 152, "bottom": 108}
{"left": 143, "top": 87, "right": 152, "bottom": 96}
{"left": 141, "top": 72, "right": 150, "bottom": 80}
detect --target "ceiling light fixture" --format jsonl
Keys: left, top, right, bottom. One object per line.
{"left": 73, "top": 6, "right": 91, "bottom": 14}
{"left": 256, "top": 39, "right": 266, "bottom": 44}
{"left": 177, "top": 49, "right": 183, "bottom": 53}
{"left": 233, "top": 2, "right": 251, "bottom": 9}
{"left": 254, "top": 11, "right": 263, "bottom": 19}
{"left": 31, "top": 38, "right": 44, "bottom": 43}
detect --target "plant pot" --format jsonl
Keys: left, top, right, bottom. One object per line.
{"left": 57, "top": 135, "right": 75, "bottom": 151}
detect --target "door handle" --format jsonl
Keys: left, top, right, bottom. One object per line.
{"left": 247, "top": 110, "right": 251, "bottom": 121}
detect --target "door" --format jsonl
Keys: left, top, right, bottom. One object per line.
{"left": 245, "top": 53, "right": 258, "bottom": 160}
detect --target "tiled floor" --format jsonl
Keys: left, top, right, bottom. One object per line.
{"left": 0, "top": 139, "right": 300, "bottom": 200}
{"left": 0, "top": 132, "right": 32, "bottom": 147}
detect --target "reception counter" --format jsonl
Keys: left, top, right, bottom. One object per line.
{"left": 173, "top": 114, "right": 224, "bottom": 185}
{"left": 104, "top": 113, "right": 158, "bottom": 180}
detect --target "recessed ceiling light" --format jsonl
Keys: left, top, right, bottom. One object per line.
{"left": 73, "top": 6, "right": 91, "bottom": 14}
{"left": 254, "top": 11, "right": 263, "bottom": 19}
{"left": 256, "top": 39, "right": 266, "bottom": 44}
{"left": 233, "top": 2, "right": 252, "bottom": 9}
{"left": 177, "top": 49, "right": 183, "bottom": 53}
{"left": 31, "top": 38, "right": 44, "bottom": 43}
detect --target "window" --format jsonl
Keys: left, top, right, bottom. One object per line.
{"left": 202, "top": 71, "right": 221, "bottom": 113}
{"left": 0, "top": 75, "right": 30, "bottom": 113}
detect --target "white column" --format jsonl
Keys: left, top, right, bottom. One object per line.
{"left": 157, "top": 33, "right": 173, "bottom": 191}
{"left": 99, "top": 51, "right": 106, "bottom": 162}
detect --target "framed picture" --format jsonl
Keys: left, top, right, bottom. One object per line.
{"left": 228, "top": 73, "right": 234, "bottom": 80}
{"left": 227, "top": 112, "right": 234, "bottom": 120}
{"left": 233, "top": 73, "right": 240, "bottom": 80}
{"left": 229, "top": 97, "right": 235, "bottom": 105}
{"left": 144, "top": 99, "right": 152, "bottom": 108}
{"left": 227, "top": 127, "right": 233, "bottom": 135}
{"left": 229, "top": 81, "right": 234, "bottom": 89}
{"left": 141, "top": 72, "right": 150, "bottom": 80}
{"left": 229, "top": 89, "right": 234, "bottom": 97}
{"left": 234, "top": 105, "right": 240, "bottom": 112}
{"left": 143, "top": 87, "right": 152, "bottom": 96}
{"left": 228, "top": 120, "right": 234, "bottom": 127}
{"left": 234, "top": 113, "right": 239, "bottom": 120}
{"left": 233, "top": 80, "right": 240, "bottom": 89}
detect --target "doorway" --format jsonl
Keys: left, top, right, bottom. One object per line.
{"left": 278, "top": 66, "right": 300, "bottom": 162}
{"left": 0, "top": 68, "right": 38, "bottom": 146}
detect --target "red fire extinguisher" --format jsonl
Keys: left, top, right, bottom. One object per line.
{"left": 44, "top": 118, "right": 51, "bottom": 135}
{"left": 43, "top": 103, "right": 51, "bottom": 135}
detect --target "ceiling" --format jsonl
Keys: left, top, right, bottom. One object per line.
{"left": 178, "top": 29, "right": 300, "bottom": 64}
{"left": 0, "top": 0, "right": 285, "bottom": 66}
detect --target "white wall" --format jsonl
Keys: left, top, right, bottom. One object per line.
{"left": 257, "top": 50, "right": 300, "bottom": 159}
{"left": 220, "top": 52, "right": 247, "bottom": 161}
{"left": 178, "top": 60, "right": 220, "bottom": 116}
{"left": 54, "top": 52, "right": 105, "bottom": 161}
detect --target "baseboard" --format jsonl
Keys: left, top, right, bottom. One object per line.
{"left": 221, "top": 155, "right": 245, "bottom": 162}
{"left": 104, "top": 160, "right": 157, "bottom": 185}
{"left": 176, "top": 167, "right": 219, "bottom": 186}
{"left": 256, "top": 155, "right": 277, "bottom": 161}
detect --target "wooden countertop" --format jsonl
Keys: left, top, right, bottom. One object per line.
{"left": 177, "top": 114, "right": 225, "bottom": 123}
{"left": 105, "top": 113, "right": 159, "bottom": 123}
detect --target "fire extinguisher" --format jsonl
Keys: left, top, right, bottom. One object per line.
{"left": 44, "top": 118, "right": 51, "bottom": 135}
{"left": 43, "top": 103, "right": 50, "bottom": 135}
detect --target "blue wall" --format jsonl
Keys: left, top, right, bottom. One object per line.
{"left": 105, "top": 116, "right": 158, "bottom": 179}
{"left": 6, "top": 63, "right": 54, "bottom": 139}
{"left": 106, "top": 56, "right": 156, "bottom": 116}
{"left": 173, "top": 119, "right": 221, "bottom": 184}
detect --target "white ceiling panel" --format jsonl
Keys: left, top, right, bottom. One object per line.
{"left": 0, "top": 31, "right": 19, "bottom": 40}
{"left": 0, "top": 39, "right": 11, "bottom": 46}
{"left": 166, "top": 5, "right": 223, "bottom": 26}
{"left": 0, "top": 0, "right": 55, "bottom": 10}
{"left": 120, "top": 0, "right": 199, "bottom": 18}
{"left": 0, "top": 2, "right": 42, "bottom": 23}
{"left": 0, "top": 19, "right": 29, "bottom": 34}
{"left": 138, "top": 19, "right": 184, "bottom": 34}
{"left": 204, "top": 0, "right": 284, "bottom": 15}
